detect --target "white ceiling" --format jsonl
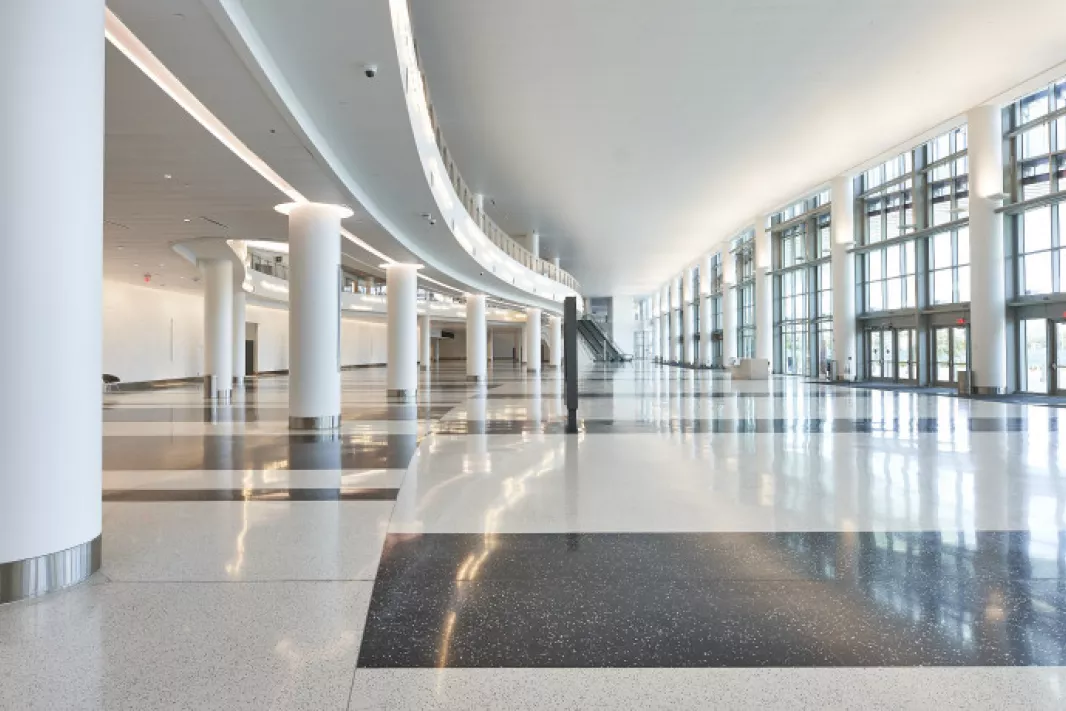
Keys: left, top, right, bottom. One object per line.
{"left": 106, "top": 0, "right": 572, "bottom": 311}
{"left": 410, "top": 0, "right": 1066, "bottom": 294}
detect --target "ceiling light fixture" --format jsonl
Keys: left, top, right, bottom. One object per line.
{"left": 163, "top": 173, "right": 172, "bottom": 179}
{"left": 183, "top": 218, "right": 191, "bottom": 222}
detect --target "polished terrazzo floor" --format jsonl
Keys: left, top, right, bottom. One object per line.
{"left": 3, "top": 362, "right": 1066, "bottom": 708}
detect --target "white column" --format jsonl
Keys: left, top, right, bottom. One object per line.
{"left": 520, "top": 326, "right": 528, "bottom": 363}
{"left": 660, "top": 287, "right": 670, "bottom": 363}
{"left": 487, "top": 328, "right": 495, "bottom": 363}
{"left": 552, "top": 256, "right": 561, "bottom": 268}
{"left": 419, "top": 313, "right": 432, "bottom": 371}
{"left": 701, "top": 254, "right": 714, "bottom": 366}
{"left": 526, "top": 308, "right": 542, "bottom": 373}
{"left": 668, "top": 281, "right": 678, "bottom": 362}
{"left": 201, "top": 259, "right": 234, "bottom": 400}
{"left": 831, "top": 175, "right": 857, "bottom": 380}
{"left": 278, "top": 202, "right": 348, "bottom": 428}
{"left": 0, "top": 0, "right": 104, "bottom": 600}
{"left": 682, "top": 270, "right": 694, "bottom": 365}
{"left": 754, "top": 215, "right": 773, "bottom": 366}
{"left": 466, "top": 294, "right": 487, "bottom": 382}
{"left": 968, "top": 105, "right": 1007, "bottom": 393}
{"left": 527, "top": 232, "right": 541, "bottom": 258}
{"left": 723, "top": 255, "right": 738, "bottom": 364}
{"left": 384, "top": 264, "right": 421, "bottom": 400}
{"left": 549, "top": 315, "right": 562, "bottom": 368}
{"left": 233, "top": 289, "right": 246, "bottom": 385}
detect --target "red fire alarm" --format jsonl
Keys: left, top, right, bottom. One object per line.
{"left": 143, "top": 273, "right": 152, "bottom": 283}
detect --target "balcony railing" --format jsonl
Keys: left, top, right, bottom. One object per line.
{"left": 407, "top": 32, "right": 580, "bottom": 293}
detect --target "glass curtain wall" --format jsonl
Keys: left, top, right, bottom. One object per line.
{"left": 707, "top": 253, "right": 724, "bottom": 367}
{"left": 854, "top": 125, "right": 972, "bottom": 383}
{"left": 1007, "top": 76, "right": 1066, "bottom": 391}
{"left": 732, "top": 231, "right": 756, "bottom": 359}
{"left": 771, "top": 191, "right": 831, "bottom": 376}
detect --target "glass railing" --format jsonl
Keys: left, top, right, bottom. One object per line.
{"left": 408, "top": 32, "right": 580, "bottom": 293}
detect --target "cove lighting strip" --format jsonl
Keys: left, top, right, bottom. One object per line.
{"left": 104, "top": 9, "right": 463, "bottom": 296}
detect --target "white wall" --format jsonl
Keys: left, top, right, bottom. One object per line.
{"left": 438, "top": 330, "right": 466, "bottom": 360}
{"left": 103, "top": 280, "right": 204, "bottom": 383}
{"left": 611, "top": 295, "right": 638, "bottom": 356}
{"left": 103, "top": 280, "right": 388, "bottom": 383}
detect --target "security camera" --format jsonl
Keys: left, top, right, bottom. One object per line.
{"left": 363, "top": 64, "right": 378, "bottom": 78}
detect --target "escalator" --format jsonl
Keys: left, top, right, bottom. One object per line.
{"left": 577, "top": 317, "right": 630, "bottom": 362}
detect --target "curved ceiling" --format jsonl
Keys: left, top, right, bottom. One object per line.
{"left": 410, "top": 0, "right": 1066, "bottom": 294}
{"left": 104, "top": 0, "right": 572, "bottom": 312}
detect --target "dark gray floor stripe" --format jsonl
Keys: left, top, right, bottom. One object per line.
{"left": 102, "top": 433, "right": 419, "bottom": 470}
{"left": 358, "top": 531, "right": 1066, "bottom": 668}
{"left": 103, "top": 487, "right": 398, "bottom": 502}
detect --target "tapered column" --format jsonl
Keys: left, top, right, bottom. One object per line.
{"left": 831, "top": 175, "right": 857, "bottom": 380}
{"left": 548, "top": 315, "right": 562, "bottom": 368}
{"left": 723, "top": 255, "right": 738, "bottom": 364}
{"left": 201, "top": 259, "right": 234, "bottom": 400}
{"left": 0, "top": 0, "right": 104, "bottom": 602}
{"left": 526, "top": 308, "right": 542, "bottom": 373}
{"left": 384, "top": 264, "right": 421, "bottom": 400}
{"left": 277, "top": 202, "right": 349, "bottom": 429}
{"left": 968, "top": 105, "right": 1007, "bottom": 393}
{"left": 701, "top": 254, "right": 714, "bottom": 367}
{"left": 233, "top": 289, "right": 247, "bottom": 385}
{"left": 754, "top": 215, "right": 773, "bottom": 366}
{"left": 466, "top": 294, "right": 487, "bottom": 382}
{"left": 419, "top": 313, "right": 432, "bottom": 371}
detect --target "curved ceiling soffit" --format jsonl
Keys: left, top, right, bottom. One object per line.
{"left": 205, "top": 0, "right": 566, "bottom": 314}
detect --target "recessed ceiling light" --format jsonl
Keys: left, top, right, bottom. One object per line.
{"left": 133, "top": 263, "right": 139, "bottom": 267}
{"left": 158, "top": 263, "right": 165, "bottom": 267}
{"left": 164, "top": 173, "right": 172, "bottom": 179}
{"left": 116, "top": 246, "right": 124, "bottom": 250}
{"left": 183, "top": 218, "right": 191, "bottom": 222}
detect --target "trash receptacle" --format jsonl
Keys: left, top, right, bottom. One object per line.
{"left": 957, "top": 371, "right": 971, "bottom": 395}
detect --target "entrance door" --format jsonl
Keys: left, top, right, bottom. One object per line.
{"left": 1056, "top": 323, "right": 1066, "bottom": 394}
{"left": 866, "top": 327, "right": 916, "bottom": 382}
{"left": 933, "top": 326, "right": 969, "bottom": 386}
{"left": 1022, "top": 318, "right": 1050, "bottom": 394}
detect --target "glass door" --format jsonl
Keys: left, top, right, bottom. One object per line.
{"left": 868, "top": 329, "right": 884, "bottom": 379}
{"left": 933, "top": 326, "right": 969, "bottom": 386}
{"left": 897, "top": 329, "right": 916, "bottom": 382}
{"left": 1022, "top": 318, "right": 1049, "bottom": 394}
{"left": 1056, "top": 323, "right": 1066, "bottom": 394}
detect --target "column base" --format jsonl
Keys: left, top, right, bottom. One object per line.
{"left": 1, "top": 534, "right": 101, "bottom": 604}
{"left": 203, "top": 375, "right": 232, "bottom": 401}
{"left": 527, "top": 368, "right": 542, "bottom": 374}
{"left": 972, "top": 386, "right": 1008, "bottom": 395}
{"left": 386, "top": 388, "right": 417, "bottom": 402}
{"left": 466, "top": 375, "right": 485, "bottom": 382}
{"left": 233, "top": 376, "right": 245, "bottom": 386}
{"left": 288, "top": 415, "right": 341, "bottom": 431}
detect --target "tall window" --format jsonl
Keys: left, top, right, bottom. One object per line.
{"left": 732, "top": 232, "right": 756, "bottom": 358}
{"left": 771, "top": 197, "right": 832, "bottom": 375}
{"left": 1008, "top": 78, "right": 1066, "bottom": 298}
{"left": 1011, "top": 80, "right": 1066, "bottom": 201}
{"left": 929, "top": 228, "right": 971, "bottom": 304}
{"left": 865, "top": 242, "right": 916, "bottom": 312}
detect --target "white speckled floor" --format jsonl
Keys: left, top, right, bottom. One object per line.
{"left": 2, "top": 363, "right": 1065, "bottom": 709}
